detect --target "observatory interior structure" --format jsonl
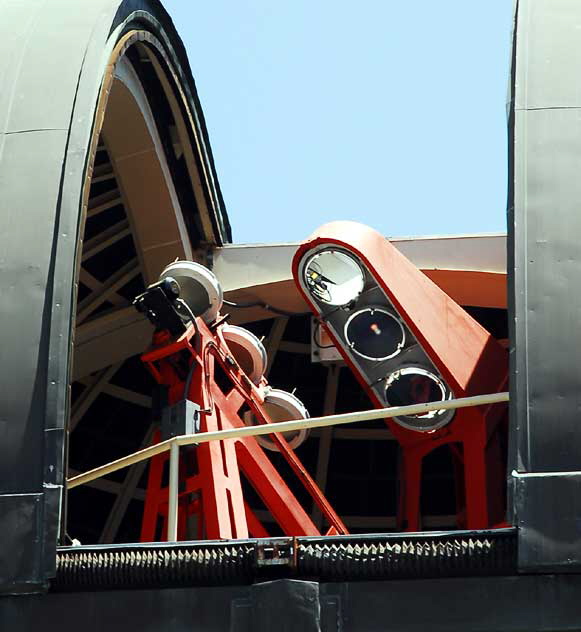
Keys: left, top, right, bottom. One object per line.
{"left": 2, "top": 0, "right": 581, "bottom": 630}
{"left": 67, "top": 229, "right": 509, "bottom": 545}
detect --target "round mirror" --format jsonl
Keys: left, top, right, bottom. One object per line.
{"left": 303, "top": 249, "right": 365, "bottom": 306}
{"left": 247, "top": 389, "right": 310, "bottom": 452}
{"left": 159, "top": 260, "right": 223, "bottom": 324}
{"left": 384, "top": 366, "right": 454, "bottom": 432}
{"left": 344, "top": 307, "right": 405, "bottom": 361}
{"left": 222, "top": 324, "right": 267, "bottom": 385}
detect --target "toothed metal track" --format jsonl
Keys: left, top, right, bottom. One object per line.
{"left": 298, "top": 529, "right": 517, "bottom": 580}
{"left": 53, "top": 529, "right": 517, "bottom": 591}
{"left": 54, "top": 542, "right": 255, "bottom": 591}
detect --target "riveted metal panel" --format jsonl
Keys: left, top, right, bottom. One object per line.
{"left": 514, "top": 472, "right": 581, "bottom": 571}
{"left": 509, "top": 0, "right": 581, "bottom": 569}
{"left": 0, "top": 494, "right": 43, "bottom": 592}
{"left": 4, "top": 575, "right": 581, "bottom": 631}
{"left": 511, "top": 107, "right": 581, "bottom": 473}
{"left": 0, "top": 0, "right": 230, "bottom": 593}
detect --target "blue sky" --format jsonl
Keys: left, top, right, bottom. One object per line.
{"left": 163, "top": 1, "right": 514, "bottom": 244}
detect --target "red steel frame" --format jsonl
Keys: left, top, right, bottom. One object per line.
{"left": 139, "top": 317, "right": 347, "bottom": 542}
{"left": 292, "top": 221, "right": 508, "bottom": 531}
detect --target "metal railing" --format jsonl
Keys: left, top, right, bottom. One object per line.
{"left": 67, "top": 391, "right": 509, "bottom": 540}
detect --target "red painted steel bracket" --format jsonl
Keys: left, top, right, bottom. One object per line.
{"left": 140, "top": 319, "right": 347, "bottom": 541}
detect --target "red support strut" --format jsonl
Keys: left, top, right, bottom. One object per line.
{"left": 140, "top": 319, "right": 348, "bottom": 542}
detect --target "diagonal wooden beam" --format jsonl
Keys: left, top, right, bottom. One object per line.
{"left": 86, "top": 188, "right": 122, "bottom": 218}
{"left": 264, "top": 317, "right": 288, "bottom": 377}
{"left": 79, "top": 268, "right": 108, "bottom": 292}
{"left": 278, "top": 340, "right": 310, "bottom": 355}
{"left": 100, "top": 384, "right": 151, "bottom": 408}
{"left": 70, "top": 363, "right": 121, "bottom": 431}
{"left": 91, "top": 162, "right": 116, "bottom": 184}
{"left": 77, "top": 377, "right": 152, "bottom": 409}
{"left": 68, "top": 469, "right": 146, "bottom": 501}
{"left": 99, "top": 424, "right": 155, "bottom": 544}
{"left": 79, "top": 268, "right": 126, "bottom": 307}
{"left": 77, "top": 258, "right": 140, "bottom": 324}
{"left": 73, "top": 307, "right": 153, "bottom": 380}
{"left": 82, "top": 219, "right": 131, "bottom": 261}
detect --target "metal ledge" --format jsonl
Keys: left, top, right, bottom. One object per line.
{"left": 53, "top": 529, "right": 517, "bottom": 592}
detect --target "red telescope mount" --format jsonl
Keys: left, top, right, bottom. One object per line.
{"left": 134, "top": 268, "right": 347, "bottom": 542}
{"left": 292, "top": 221, "right": 508, "bottom": 531}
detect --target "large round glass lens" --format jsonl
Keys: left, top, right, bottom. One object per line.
{"left": 384, "top": 367, "right": 453, "bottom": 432}
{"left": 303, "top": 250, "right": 365, "bottom": 306}
{"left": 344, "top": 307, "right": 405, "bottom": 361}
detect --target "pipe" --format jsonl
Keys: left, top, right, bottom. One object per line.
{"left": 67, "top": 391, "right": 509, "bottom": 489}
{"left": 68, "top": 438, "right": 176, "bottom": 489}
{"left": 167, "top": 442, "right": 180, "bottom": 541}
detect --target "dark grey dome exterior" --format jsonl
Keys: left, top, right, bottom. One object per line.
{"left": 0, "top": 0, "right": 230, "bottom": 592}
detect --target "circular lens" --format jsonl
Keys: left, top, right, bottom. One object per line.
{"left": 344, "top": 307, "right": 405, "bottom": 361}
{"left": 159, "top": 260, "right": 223, "bottom": 323}
{"left": 247, "top": 390, "right": 310, "bottom": 452}
{"left": 222, "top": 325, "right": 267, "bottom": 385}
{"left": 385, "top": 367, "right": 453, "bottom": 432}
{"left": 303, "top": 250, "right": 365, "bottom": 306}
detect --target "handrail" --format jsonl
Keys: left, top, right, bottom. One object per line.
{"left": 67, "top": 391, "right": 509, "bottom": 539}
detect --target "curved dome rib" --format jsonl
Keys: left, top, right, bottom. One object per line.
{"left": 0, "top": 0, "right": 230, "bottom": 592}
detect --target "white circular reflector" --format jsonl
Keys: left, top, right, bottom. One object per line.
{"left": 222, "top": 324, "right": 267, "bottom": 385}
{"left": 303, "top": 249, "right": 365, "bottom": 306}
{"left": 159, "top": 260, "right": 223, "bottom": 324}
{"left": 384, "top": 366, "right": 454, "bottom": 432}
{"left": 249, "top": 389, "right": 310, "bottom": 452}
{"left": 345, "top": 306, "right": 406, "bottom": 361}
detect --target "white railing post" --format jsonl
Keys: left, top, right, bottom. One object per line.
{"left": 167, "top": 441, "right": 179, "bottom": 541}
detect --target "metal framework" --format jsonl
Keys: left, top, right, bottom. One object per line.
{"left": 64, "top": 154, "right": 510, "bottom": 546}
{"left": 139, "top": 320, "right": 347, "bottom": 541}
{"left": 68, "top": 386, "right": 508, "bottom": 541}
{"left": 293, "top": 222, "right": 509, "bottom": 530}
